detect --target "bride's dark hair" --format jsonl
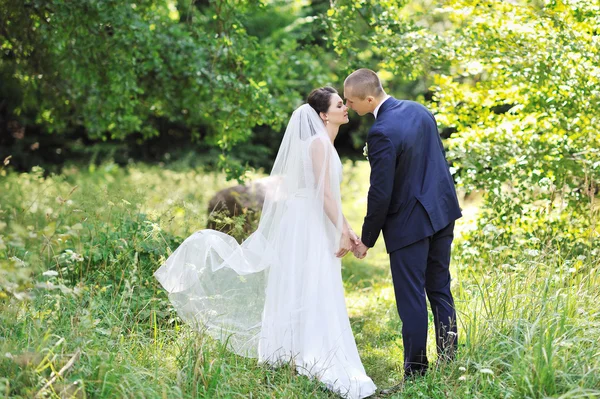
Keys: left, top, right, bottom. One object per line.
{"left": 307, "top": 86, "right": 337, "bottom": 115}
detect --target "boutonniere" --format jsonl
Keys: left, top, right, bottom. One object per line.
{"left": 363, "top": 142, "right": 368, "bottom": 160}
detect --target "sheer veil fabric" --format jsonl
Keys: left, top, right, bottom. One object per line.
{"left": 154, "top": 104, "right": 376, "bottom": 399}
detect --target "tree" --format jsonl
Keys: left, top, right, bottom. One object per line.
{"left": 0, "top": 0, "right": 332, "bottom": 179}
{"left": 328, "top": 0, "right": 599, "bottom": 253}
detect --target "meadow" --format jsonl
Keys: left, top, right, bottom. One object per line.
{"left": 1, "top": 162, "right": 598, "bottom": 398}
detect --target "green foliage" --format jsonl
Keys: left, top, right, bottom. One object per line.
{"left": 0, "top": 163, "right": 215, "bottom": 299}
{"left": 329, "top": 0, "right": 600, "bottom": 252}
{"left": 2, "top": 0, "right": 600, "bottom": 396}
{"left": 1, "top": 164, "right": 599, "bottom": 397}
{"left": 0, "top": 0, "right": 331, "bottom": 179}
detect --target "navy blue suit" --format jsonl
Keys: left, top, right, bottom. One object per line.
{"left": 361, "top": 97, "right": 462, "bottom": 376}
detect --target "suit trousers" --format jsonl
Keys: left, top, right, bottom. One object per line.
{"left": 389, "top": 220, "right": 458, "bottom": 376}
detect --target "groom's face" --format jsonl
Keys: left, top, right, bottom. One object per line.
{"left": 343, "top": 88, "right": 372, "bottom": 116}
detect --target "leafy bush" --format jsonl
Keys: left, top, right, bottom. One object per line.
{"left": 0, "top": 0, "right": 332, "bottom": 179}
{"left": 328, "top": 0, "right": 600, "bottom": 257}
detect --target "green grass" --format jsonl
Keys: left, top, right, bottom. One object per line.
{"left": 1, "top": 162, "right": 599, "bottom": 398}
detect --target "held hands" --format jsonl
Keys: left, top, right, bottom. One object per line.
{"left": 349, "top": 228, "right": 368, "bottom": 259}
{"left": 335, "top": 227, "right": 369, "bottom": 259}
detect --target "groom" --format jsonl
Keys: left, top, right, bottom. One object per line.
{"left": 344, "top": 69, "right": 462, "bottom": 389}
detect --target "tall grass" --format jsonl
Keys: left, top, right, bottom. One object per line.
{"left": 1, "top": 162, "right": 598, "bottom": 398}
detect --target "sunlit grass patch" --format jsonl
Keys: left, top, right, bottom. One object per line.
{"left": 1, "top": 162, "right": 599, "bottom": 398}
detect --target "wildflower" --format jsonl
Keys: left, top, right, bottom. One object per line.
{"left": 362, "top": 143, "right": 368, "bottom": 160}
{"left": 482, "top": 224, "right": 498, "bottom": 235}
{"left": 58, "top": 250, "right": 84, "bottom": 264}
{"left": 42, "top": 270, "right": 59, "bottom": 277}
{"left": 10, "top": 256, "right": 26, "bottom": 267}
{"left": 144, "top": 221, "right": 162, "bottom": 238}
{"left": 67, "top": 250, "right": 84, "bottom": 262}
{"left": 479, "top": 368, "right": 494, "bottom": 375}
{"left": 459, "top": 366, "right": 466, "bottom": 372}
{"left": 458, "top": 375, "right": 467, "bottom": 381}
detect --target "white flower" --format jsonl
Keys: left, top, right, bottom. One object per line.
{"left": 66, "top": 250, "right": 84, "bottom": 262}
{"left": 459, "top": 366, "right": 466, "bottom": 372}
{"left": 144, "top": 221, "right": 162, "bottom": 234}
{"left": 526, "top": 249, "right": 540, "bottom": 257}
{"left": 458, "top": 375, "right": 467, "bottom": 381}
{"left": 58, "top": 250, "right": 84, "bottom": 264}
{"left": 10, "top": 256, "right": 26, "bottom": 267}
{"left": 577, "top": 255, "right": 586, "bottom": 261}
{"left": 482, "top": 224, "right": 498, "bottom": 235}
{"left": 43, "top": 270, "right": 59, "bottom": 277}
{"left": 479, "top": 368, "right": 494, "bottom": 375}
{"left": 362, "top": 142, "right": 368, "bottom": 160}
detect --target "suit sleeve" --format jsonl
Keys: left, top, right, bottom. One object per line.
{"left": 361, "top": 130, "right": 396, "bottom": 248}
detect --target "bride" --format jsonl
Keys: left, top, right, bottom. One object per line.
{"left": 155, "top": 87, "right": 377, "bottom": 399}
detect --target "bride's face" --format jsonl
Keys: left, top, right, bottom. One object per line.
{"left": 325, "top": 94, "right": 349, "bottom": 126}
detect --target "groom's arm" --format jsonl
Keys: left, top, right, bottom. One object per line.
{"left": 361, "top": 130, "right": 396, "bottom": 248}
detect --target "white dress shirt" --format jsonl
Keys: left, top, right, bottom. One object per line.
{"left": 373, "top": 95, "right": 391, "bottom": 119}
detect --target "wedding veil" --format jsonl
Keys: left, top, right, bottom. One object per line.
{"left": 154, "top": 104, "right": 344, "bottom": 357}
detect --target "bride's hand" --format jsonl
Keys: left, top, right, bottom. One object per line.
{"left": 348, "top": 229, "right": 361, "bottom": 247}
{"left": 336, "top": 228, "right": 353, "bottom": 258}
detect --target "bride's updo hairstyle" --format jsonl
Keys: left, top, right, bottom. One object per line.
{"left": 307, "top": 86, "right": 337, "bottom": 116}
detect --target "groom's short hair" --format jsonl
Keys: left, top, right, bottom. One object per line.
{"left": 344, "top": 69, "right": 384, "bottom": 100}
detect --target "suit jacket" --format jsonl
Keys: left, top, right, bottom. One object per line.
{"left": 361, "top": 97, "right": 462, "bottom": 253}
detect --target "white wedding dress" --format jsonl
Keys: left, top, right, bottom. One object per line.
{"left": 155, "top": 104, "right": 376, "bottom": 399}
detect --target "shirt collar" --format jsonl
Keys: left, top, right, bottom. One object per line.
{"left": 373, "top": 95, "right": 391, "bottom": 119}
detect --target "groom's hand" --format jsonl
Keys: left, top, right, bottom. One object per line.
{"left": 353, "top": 240, "right": 368, "bottom": 259}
